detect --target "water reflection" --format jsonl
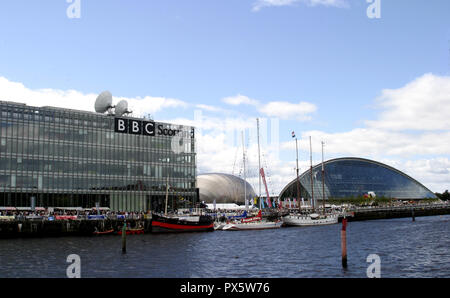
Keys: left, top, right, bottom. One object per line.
{"left": 0, "top": 215, "right": 449, "bottom": 278}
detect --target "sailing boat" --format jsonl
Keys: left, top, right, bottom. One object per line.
{"left": 222, "top": 120, "right": 283, "bottom": 231}
{"left": 282, "top": 137, "right": 338, "bottom": 227}
{"left": 152, "top": 177, "right": 215, "bottom": 233}
{"left": 214, "top": 210, "right": 249, "bottom": 230}
{"left": 222, "top": 209, "right": 282, "bottom": 230}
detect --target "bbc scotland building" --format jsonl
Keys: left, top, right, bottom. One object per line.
{"left": 0, "top": 100, "right": 197, "bottom": 212}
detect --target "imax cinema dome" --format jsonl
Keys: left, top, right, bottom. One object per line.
{"left": 197, "top": 173, "right": 256, "bottom": 204}
{"left": 279, "top": 157, "right": 436, "bottom": 201}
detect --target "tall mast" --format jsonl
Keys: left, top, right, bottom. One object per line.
{"left": 165, "top": 176, "right": 169, "bottom": 216}
{"left": 310, "top": 136, "right": 314, "bottom": 211}
{"left": 295, "top": 136, "right": 301, "bottom": 211}
{"left": 322, "top": 141, "right": 325, "bottom": 215}
{"left": 242, "top": 131, "right": 247, "bottom": 210}
{"left": 257, "top": 118, "right": 261, "bottom": 209}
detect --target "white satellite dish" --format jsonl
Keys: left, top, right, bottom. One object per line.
{"left": 95, "top": 91, "right": 113, "bottom": 113}
{"left": 115, "top": 100, "right": 129, "bottom": 116}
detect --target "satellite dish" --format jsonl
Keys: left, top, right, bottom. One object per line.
{"left": 115, "top": 100, "right": 129, "bottom": 116}
{"left": 95, "top": 91, "right": 113, "bottom": 113}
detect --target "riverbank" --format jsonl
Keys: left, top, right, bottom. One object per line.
{"left": 1, "top": 203, "right": 449, "bottom": 238}
{"left": 0, "top": 218, "right": 151, "bottom": 238}
{"left": 346, "top": 203, "right": 450, "bottom": 222}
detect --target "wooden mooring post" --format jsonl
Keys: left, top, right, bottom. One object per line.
{"left": 122, "top": 222, "right": 127, "bottom": 254}
{"left": 341, "top": 218, "right": 348, "bottom": 268}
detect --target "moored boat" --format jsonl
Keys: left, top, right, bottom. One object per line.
{"left": 151, "top": 213, "right": 214, "bottom": 233}
{"left": 93, "top": 228, "right": 115, "bottom": 235}
{"left": 117, "top": 228, "right": 145, "bottom": 235}
{"left": 220, "top": 120, "right": 283, "bottom": 232}
{"left": 221, "top": 210, "right": 283, "bottom": 231}
{"left": 152, "top": 175, "right": 214, "bottom": 233}
{"left": 222, "top": 220, "right": 283, "bottom": 231}
{"left": 282, "top": 212, "right": 338, "bottom": 227}
{"left": 214, "top": 222, "right": 226, "bottom": 230}
{"left": 282, "top": 136, "right": 339, "bottom": 228}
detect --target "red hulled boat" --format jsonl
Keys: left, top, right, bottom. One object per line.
{"left": 117, "top": 228, "right": 145, "bottom": 235}
{"left": 151, "top": 213, "right": 214, "bottom": 233}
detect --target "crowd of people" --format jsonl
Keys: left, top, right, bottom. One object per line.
{"left": 0, "top": 208, "right": 149, "bottom": 221}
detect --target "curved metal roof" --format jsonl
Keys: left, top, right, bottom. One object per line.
{"left": 198, "top": 173, "right": 256, "bottom": 204}
{"left": 279, "top": 157, "right": 436, "bottom": 200}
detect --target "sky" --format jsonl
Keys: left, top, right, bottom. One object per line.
{"left": 0, "top": 0, "right": 449, "bottom": 195}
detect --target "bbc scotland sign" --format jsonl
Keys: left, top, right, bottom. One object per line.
{"left": 114, "top": 118, "right": 193, "bottom": 138}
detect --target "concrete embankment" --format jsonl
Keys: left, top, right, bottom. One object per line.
{"left": 346, "top": 204, "right": 450, "bottom": 222}
{"left": 0, "top": 218, "right": 152, "bottom": 238}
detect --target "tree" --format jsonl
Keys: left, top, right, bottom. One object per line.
{"left": 436, "top": 190, "right": 450, "bottom": 201}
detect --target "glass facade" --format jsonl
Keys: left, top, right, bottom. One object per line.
{"left": 280, "top": 158, "right": 437, "bottom": 200}
{"left": 0, "top": 101, "right": 197, "bottom": 212}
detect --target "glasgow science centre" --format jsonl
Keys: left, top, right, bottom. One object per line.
{"left": 0, "top": 97, "right": 436, "bottom": 212}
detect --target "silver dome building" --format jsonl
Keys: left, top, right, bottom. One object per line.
{"left": 197, "top": 173, "right": 256, "bottom": 204}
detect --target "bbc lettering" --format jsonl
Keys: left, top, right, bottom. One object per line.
{"left": 115, "top": 118, "right": 155, "bottom": 136}
{"left": 114, "top": 118, "right": 188, "bottom": 137}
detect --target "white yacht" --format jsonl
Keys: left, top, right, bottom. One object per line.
{"left": 222, "top": 220, "right": 283, "bottom": 230}
{"left": 282, "top": 212, "right": 338, "bottom": 227}
{"left": 222, "top": 210, "right": 283, "bottom": 230}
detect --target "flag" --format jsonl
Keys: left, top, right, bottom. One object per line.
{"left": 260, "top": 168, "right": 272, "bottom": 207}
{"left": 292, "top": 131, "right": 295, "bottom": 138}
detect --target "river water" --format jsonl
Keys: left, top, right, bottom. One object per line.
{"left": 0, "top": 215, "right": 449, "bottom": 278}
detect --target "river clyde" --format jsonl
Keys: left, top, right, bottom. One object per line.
{"left": 0, "top": 215, "right": 449, "bottom": 278}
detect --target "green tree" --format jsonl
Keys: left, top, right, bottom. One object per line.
{"left": 436, "top": 190, "right": 450, "bottom": 201}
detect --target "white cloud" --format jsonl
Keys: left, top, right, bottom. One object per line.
{"left": 259, "top": 101, "right": 317, "bottom": 121}
{"left": 366, "top": 73, "right": 450, "bottom": 131}
{"left": 281, "top": 129, "right": 450, "bottom": 158}
{"left": 222, "top": 94, "right": 317, "bottom": 121}
{"left": 222, "top": 94, "right": 259, "bottom": 106}
{"left": 162, "top": 113, "right": 287, "bottom": 195}
{"left": 252, "top": 0, "right": 349, "bottom": 11}
{"left": 0, "top": 77, "right": 187, "bottom": 118}
{"left": 391, "top": 158, "right": 450, "bottom": 193}
{"left": 195, "top": 104, "right": 223, "bottom": 112}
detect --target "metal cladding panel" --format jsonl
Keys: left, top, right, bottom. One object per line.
{"left": 197, "top": 173, "right": 256, "bottom": 204}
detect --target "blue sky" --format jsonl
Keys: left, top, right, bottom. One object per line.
{"left": 1, "top": 0, "right": 449, "bottom": 193}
